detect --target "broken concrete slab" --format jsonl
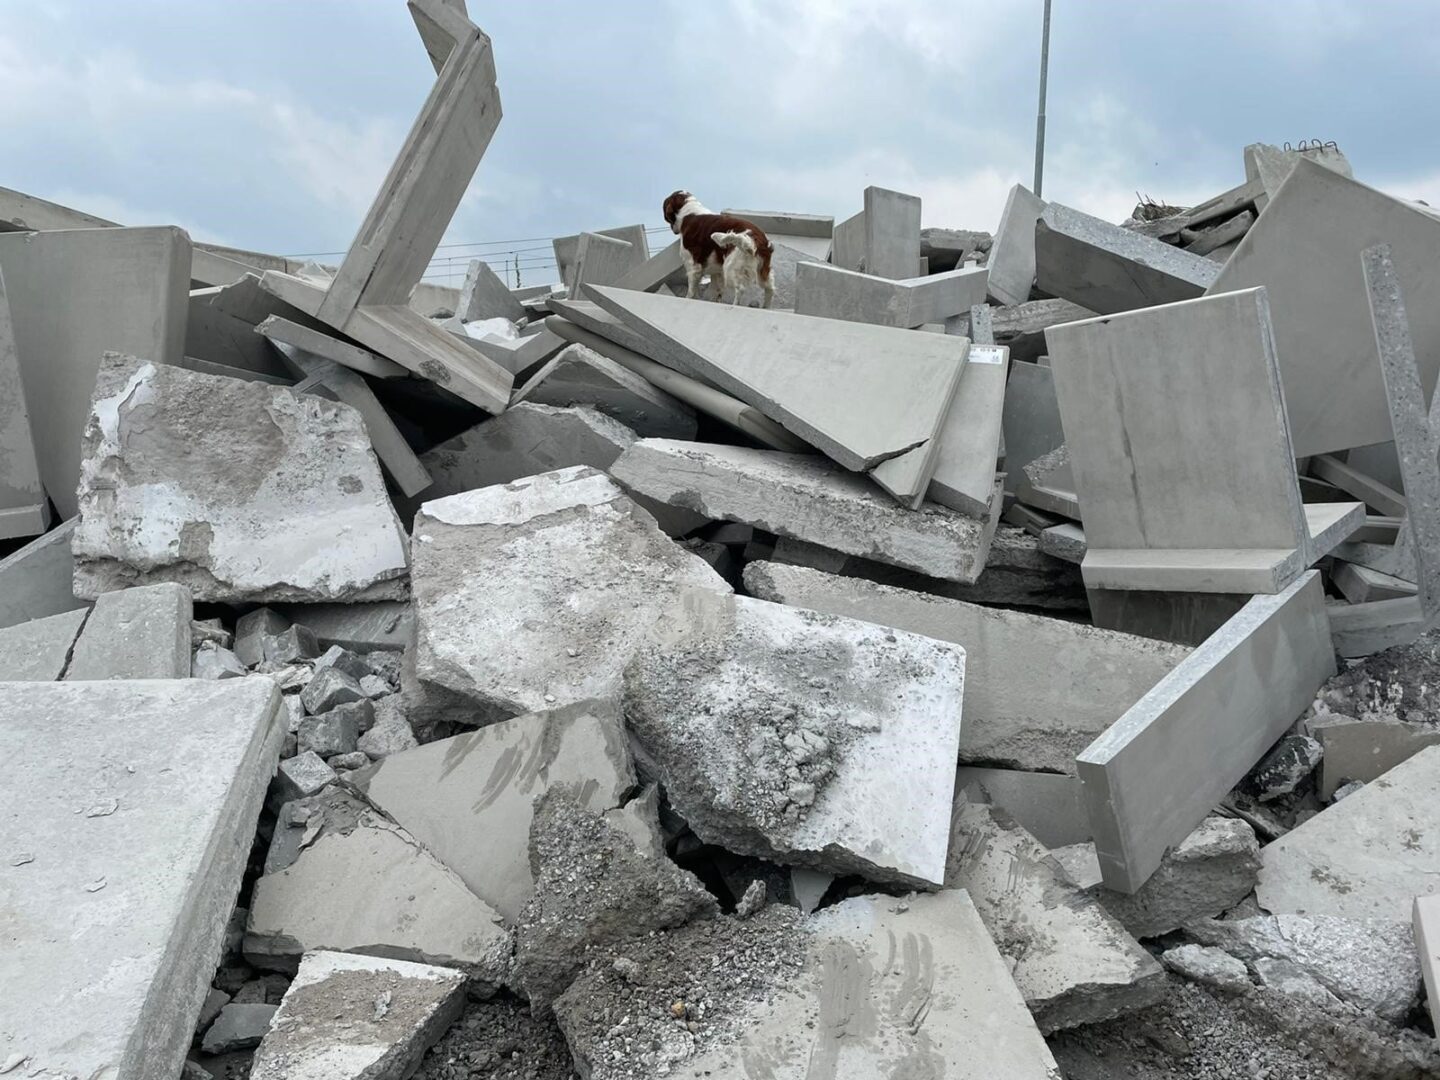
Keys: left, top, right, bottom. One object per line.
{"left": 553, "top": 225, "right": 649, "bottom": 292}
{"left": 1313, "top": 718, "right": 1440, "bottom": 798}
{"left": 409, "top": 467, "right": 729, "bottom": 726}
{"left": 270, "top": 601, "right": 411, "bottom": 654}
{"left": 193, "top": 643, "right": 247, "bottom": 680}
{"left": 625, "top": 589, "right": 965, "bottom": 887}
{"left": 570, "top": 231, "right": 642, "bottom": 299}
{"left": 991, "top": 297, "right": 1096, "bottom": 363}
{"left": 1257, "top": 744, "right": 1440, "bottom": 924}
{"left": 351, "top": 700, "right": 635, "bottom": 922}
{"left": 0, "top": 678, "right": 283, "bottom": 1080}
{"left": 0, "top": 517, "right": 86, "bottom": 631}
{"left": 589, "top": 285, "right": 966, "bottom": 476}
{"left": 0, "top": 226, "right": 191, "bottom": 518}
{"left": 245, "top": 791, "right": 508, "bottom": 975}
{"left": 1162, "top": 945, "right": 1252, "bottom": 995}
{"left": 1210, "top": 159, "right": 1440, "bottom": 458}
{"left": 1187, "top": 914, "right": 1420, "bottom": 1022}
{"left": 512, "top": 342, "right": 698, "bottom": 439}
{"left": 0, "top": 265, "right": 48, "bottom": 538}
{"left": 613, "top": 440, "right": 997, "bottom": 584}
{"left": 253, "top": 314, "right": 407, "bottom": 380}
{"left": 554, "top": 891, "right": 1062, "bottom": 1080}
{"left": 201, "top": 1002, "right": 278, "bottom": 1054}
{"left": 1034, "top": 202, "right": 1220, "bottom": 315}
{"left": 1047, "top": 289, "right": 1361, "bottom": 593}
{"left": 1001, "top": 359, "right": 1065, "bottom": 495}
{"left": 861, "top": 185, "right": 922, "bottom": 279}
{"left": 457, "top": 258, "right": 526, "bottom": 323}
{"left": 1078, "top": 572, "right": 1334, "bottom": 893}
{"left": 928, "top": 343, "right": 1008, "bottom": 517}
{"left": 953, "top": 766, "right": 1090, "bottom": 848}
{"left": 1245, "top": 141, "right": 1353, "bottom": 201}
{"left": 988, "top": 183, "right": 1045, "bottom": 306}
{"left": 793, "top": 262, "right": 988, "bottom": 328}
{"left": 248, "top": 950, "right": 466, "bottom": 1080}
{"left": 1415, "top": 895, "right": 1440, "bottom": 1039}
{"left": 0, "top": 607, "right": 87, "bottom": 681}
{"left": 72, "top": 354, "right": 409, "bottom": 603}
{"left": 466, "top": 324, "right": 565, "bottom": 378}
{"left": 743, "top": 560, "right": 1187, "bottom": 772}
{"left": 65, "top": 582, "right": 192, "bottom": 680}
{"left": 946, "top": 795, "right": 1166, "bottom": 1031}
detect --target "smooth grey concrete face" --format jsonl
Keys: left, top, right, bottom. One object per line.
{"left": 65, "top": 583, "right": 192, "bottom": 680}
{"left": 793, "top": 263, "right": 988, "bottom": 328}
{"left": 589, "top": 285, "right": 966, "bottom": 474}
{"left": 458, "top": 257, "right": 526, "bottom": 323}
{"left": 570, "top": 232, "right": 641, "bottom": 299}
{"left": 469, "top": 325, "right": 566, "bottom": 377}
{"left": 1078, "top": 572, "right": 1334, "bottom": 893}
{"left": 352, "top": 702, "right": 635, "bottom": 922}
{"left": 553, "top": 224, "right": 649, "bottom": 290}
{"left": 1258, "top": 744, "right": 1440, "bottom": 924}
{"left": 71, "top": 354, "right": 410, "bottom": 603}
{"left": 254, "top": 315, "right": 407, "bottom": 380}
{"left": 1034, "top": 203, "right": 1219, "bottom": 315}
{"left": 1417, "top": 895, "right": 1440, "bottom": 1038}
{"left": 514, "top": 342, "right": 698, "bottom": 439}
{"left": 928, "top": 344, "right": 1007, "bottom": 517}
{"left": 954, "top": 766, "right": 1089, "bottom": 848}
{"left": 614, "top": 440, "right": 996, "bottom": 584}
{"left": 1001, "top": 360, "right": 1065, "bottom": 496}
{"left": 0, "top": 606, "right": 88, "bottom": 680}
{"left": 831, "top": 209, "right": 866, "bottom": 272}
{"left": 270, "top": 601, "right": 410, "bottom": 653}
{"left": 1086, "top": 587, "right": 1248, "bottom": 646}
{"left": 988, "top": 183, "right": 1045, "bottom": 307}
{"left": 744, "top": 560, "right": 1186, "bottom": 773}
{"left": 186, "top": 284, "right": 293, "bottom": 381}
{"left": 0, "top": 517, "right": 86, "bottom": 630}
{"left": 1210, "top": 160, "right": 1440, "bottom": 458}
{"left": 862, "top": 185, "right": 922, "bottom": 280}
{"left": 613, "top": 239, "right": 684, "bottom": 293}
{"left": 0, "top": 678, "right": 283, "bottom": 1080}
{"left": 0, "top": 266, "right": 47, "bottom": 537}
{"left": 0, "top": 226, "right": 190, "bottom": 519}
{"left": 1314, "top": 718, "right": 1440, "bottom": 798}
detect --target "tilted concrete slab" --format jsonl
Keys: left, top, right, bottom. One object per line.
{"left": 1244, "top": 141, "right": 1353, "bottom": 201}
{"left": 1313, "top": 718, "right": 1440, "bottom": 799}
{"left": 0, "top": 226, "right": 190, "bottom": 518}
{"left": 625, "top": 590, "right": 965, "bottom": 887}
{"left": 1047, "top": 289, "right": 1360, "bottom": 593}
{"left": 588, "top": 285, "right": 966, "bottom": 475}
{"left": 0, "top": 518, "right": 86, "bottom": 630}
{"left": 613, "top": 440, "right": 997, "bottom": 584}
{"left": 270, "top": 600, "right": 411, "bottom": 653}
{"left": 0, "top": 607, "right": 88, "bottom": 680}
{"left": 946, "top": 795, "right": 1166, "bottom": 1031}
{"left": 1034, "top": 203, "right": 1219, "bottom": 315}
{"left": 988, "top": 183, "right": 1045, "bottom": 306}
{"left": 468, "top": 325, "right": 565, "bottom": 378}
{"left": 1077, "top": 572, "right": 1335, "bottom": 893}
{"left": 831, "top": 208, "right": 865, "bottom": 272}
{"left": 351, "top": 701, "right": 635, "bottom": 923}
{"left": 1258, "top": 745, "right": 1440, "bottom": 924}
{"left": 862, "top": 185, "right": 922, "bottom": 279}
{"left": 0, "top": 678, "right": 283, "bottom": 1080}
{"left": 571, "top": 231, "right": 642, "bottom": 299}
{"left": 793, "top": 262, "right": 988, "bottom": 328}
{"left": 1416, "top": 895, "right": 1440, "bottom": 1038}
{"left": 1209, "top": 159, "right": 1440, "bottom": 458}
{"left": 254, "top": 315, "right": 407, "bottom": 380}
{"left": 553, "top": 224, "right": 649, "bottom": 291}
{"left": 612, "top": 238, "right": 686, "bottom": 293}
{"left": 72, "top": 355, "right": 409, "bottom": 603}
{"left": 0, "top": 266, "right": 47, "bottom": 538}
{"left": 928, "top": 343, "right": 1008, "bottom": 517}
{"left": 744, "top": 561, "right": 1187, "bottom": 773}
{"left": 457, "top": 257, "right": 526, "bottom": 323}
{"left": 953, "top": 766, "right": 1090, "bottom": 848}
{"left": 409, "top": 467, "right": 729, "bottom": 726}
{"left": 1001, "top": 359, "right": 1065, "bottom": 495}
{"left": 513, "top": 342, "right": 697, "bottom": 439}
{"left": 65, "top": 583, "right": 192, "bottom": 680}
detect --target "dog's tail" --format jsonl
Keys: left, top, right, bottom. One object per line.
{"left": 711, "top": 230, "right": 757, "bottom": 255}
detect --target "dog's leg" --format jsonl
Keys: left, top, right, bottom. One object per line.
{"left": 761, "top": 272, "right": 775, "bottom": 309}
{"left": 681, "top": 248, "right": 702, "bottom": 300}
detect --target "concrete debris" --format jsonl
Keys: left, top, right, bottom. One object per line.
{"left": 1245, "top": 732, "right": 1324, "bottom": 801}
{"left": 0, "top": 607, "right": 87, "bottom": 680}
{"left": 355, "top": 696, "right": 417, "bottom": 759}
{"left": 0, "top": 517, "right": 87, "bottom": 630}
{"left": 1161, "top": 944, "right": 1253, "bottom": 995}
{"left": 193, "top": 642, "right": 247, "bottom": 680}
{"left": 248, "top": 950, "right": 467, "bottom": 1080}
{"left": 513, "top": 342, "right": 698, "bottom": 439}
{"left": 65, "top": 582, "right": 192, "bottom": 680}
{"left": 263, "top": 624, "right": 320, "bottom": 665}
{"left": 201, "top": 1002, "right": 278, "bottom": 1054}
{"left": 625, "top": 589, "right": 965, "bottom": 886}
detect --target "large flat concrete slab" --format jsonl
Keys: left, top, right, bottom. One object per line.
{"left": 863, "top": 185, "right": 922, "bottom": 279}
{"left": 1209, "top": 159, "right": 1440, "bottom": 458}
{"left": 65, "top": 583, "right": 192, "bottom": 680}
{"left": 1001, "top": 359, "right": 1065, "bottom": 495}
{"left": 928, "top": 343, "right": 1007, "bottom": 517}
{"left": 0, "top": 226, "right": 190, "bottom": 518}
{"left": 570, "top": 231, "right": 641, "bottom": 298}
{"left": 1034, "top": 203, "right": 1219, "bottom": 315}
{"left": 744, "top": 561, "right": 1187, "bottom": 773}
{"left": 1077, "top": 572, "right": 1335, "bottom": 893}
{"left": 988, "top": 183, "right": 1045, "bottom": 306}
{"left": 626, "top": 590, "right": 965, "bottom": 886}
{"left": 0, "top": 265, "right": 47, "bottom": 538}
{"left": 457, "top": 257, "right": 526, "bottom": 323}
{"left": 0, "top": 678, "right": 284, "bottom": 1080}
{"left": 588, "top": 285, "right": 965, "bottom": 476}
{"left": 254, "top": 314, "right": 407, "bottom": 380}
{"left": 0, "top": 607, "right": 88, "bottom": 680}
{"left": 613, "top": 440, "right": 997, "bottom": 584}
{"left": 1257, "top": 744, "right": 1440, "bottom": 924}
{"left": 0, "top": 518, "right": 86, "bottom": 630}
{"left": 72, "top": 354, "right": 409, "bottom": 603}
{"left": 954, "top": 766, "right": 1090, "bottom": 848}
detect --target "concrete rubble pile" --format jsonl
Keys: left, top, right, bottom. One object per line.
{"left": 3, "top": 7, "right": 1440, "bottom": 1079}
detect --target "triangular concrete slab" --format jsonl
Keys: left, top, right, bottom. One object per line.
{"left": 588, "top": 285, "right": 966, "bottom": 473}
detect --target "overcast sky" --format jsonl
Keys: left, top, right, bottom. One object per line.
{"left": 3, "top": 0, "right": 1438, "bottom": 287}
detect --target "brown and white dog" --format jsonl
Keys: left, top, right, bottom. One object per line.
{"left": 662, "top": 190, "right": 774, "bottom": 308}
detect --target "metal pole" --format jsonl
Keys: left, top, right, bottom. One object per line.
{"left": 1034, "top": 0, "right": 1052, "bottom": 197}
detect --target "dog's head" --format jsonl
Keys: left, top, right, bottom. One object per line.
{"left": 663, "top": 190, "right": 693, "bottom": 234}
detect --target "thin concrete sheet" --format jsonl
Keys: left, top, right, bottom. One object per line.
{"left": 0, "top": 265, "right": 47, "bottom": 538}
{"left": 589, "top": 285, "right": 966, "bottom": 473}
{"left": 1209, "top": 159, "right": 1440, "bottom": 458}
{"left": 254, "top": 315, "right": 407, "bottom": 379}
{"left": 1001, "top": 359, "right": 1065, "bottom": 495}
{"left": 831, "top": 210, "right": 865, "bottom": 272}
{"left": 989, "top": 183, "right": 1045, "bottom": 306}
{"left": 554, "top": 225, "right": 649, "bottom": 291}
{"left": 458, "top": 258, "right": 526, "bottom": 322}
{"left": 0, "top": 518, "right": 85, "bottom": 630}
{"left": 0, "top": 678, "right": 284, "bottom": 1080}
{"left": 570, "top": 232, "right": 641, "bottom": 298}
{"left": 1077, "top": 572, "right": 1334, "bottom": 893}
{"left": 928, "top": 343, "right": 1008, "bottom": 517}
{"left": 0, "top": 226, "right": 191, "bottom": 518}
{"left": 863, "top": 186, "right": 922, "bottom": 280}
{"left": 793, "top": 262, "right": 988, "bottom": 328}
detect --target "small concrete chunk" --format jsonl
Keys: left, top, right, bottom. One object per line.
{"left": 263, "top": 624, "right": 321, "bottom": 665}
{"left": 409, "top": 468, "right": 730, "bottom": 726}
{"left": 313, "top": 644, "right": 370, "bottom": 682}
{"left": 1257, "top": 744, "right": 1440, "bottom": 924}
{"left": 458, "top": 258, "right": 526, "bottom": 323}
{"left": 612, "top": 440, "right": 996, "bottom": 584}
{"left": 301, "top": 666, "right": 367, "bottom": 716}
{"left": 201, "top": 1002, "right": 278, "bottom": 1054}
{"left": 625, "top": 590, "right": 965, "bottom": 887}
{"left": 274, "top": 751, "right": 337, "bottom": 803}
{"left": 356, "top": 697, "right": 416, "bottom": 760}
{"left": 1252, "top": 957, "right": 1341, "bottom": 1007}
{"left": 235, "top": 607, "right": 290, "bottom": 667}
{"left": 359, "top": 673, "right": 390, "bottom": 699}
{"left": 248, "top": 950, "right": 467, "bottom": 1080}
{"left": 1161, "top": 945, "right": 1251, "bottom": 995}
{"left": 1186, "top": 914, "right": 1420, "bottom": 1022}
{"left": 0, "top": 608, "right": 88, "bottom": 681}
{"left": 65, "top": 582, "right": 192, "bottom": 680}
{"left": 0, "top": 518, "right": 88, "bottom": 631}
{"left": 72, "top": 354, "right": 409, "bottom": 602}
{"left": 297, "top": 703, "right": 366, "bottom": 758}
{"left": 512, "top": 788, "right": 717, "bottom": 1012}
{"left": 946, "top": 795, "right": 1165, "bottom": 1031}
{"left": 514, "top": 343, "right": 697, "bottom": 439}
{"left": 193, "top": 643, "right": 247, "bottom": 680}
{"left": 352, "top": 700, "right": 635, "bottom": 922}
